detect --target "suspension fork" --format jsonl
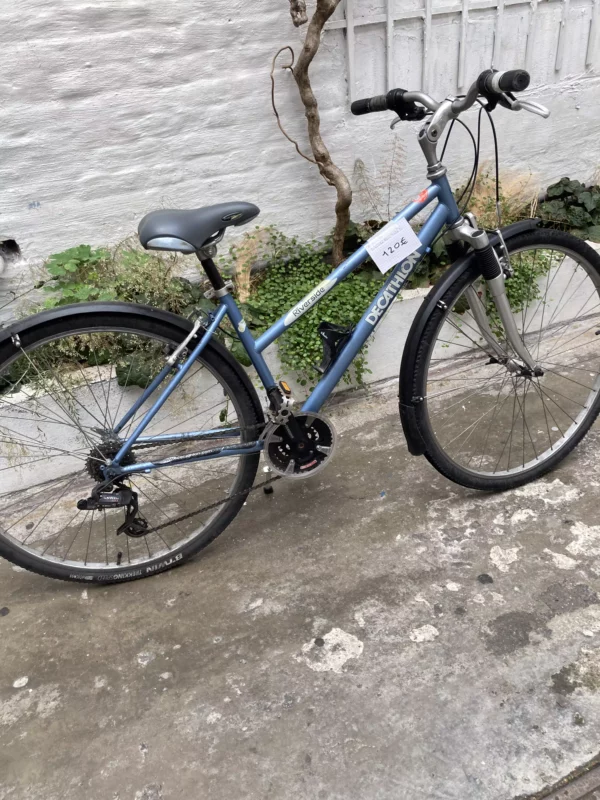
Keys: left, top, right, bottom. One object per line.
{"left": 445, "top": 219, "right": 538, "bottom": 371}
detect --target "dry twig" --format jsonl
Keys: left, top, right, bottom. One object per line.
{"left": 270, "top": 47, "right": 317, "bottom": 165}
{"left": 283, "top": 0, "right": 352, "bottom": 265}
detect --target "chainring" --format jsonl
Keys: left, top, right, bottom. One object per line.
{"left": 263, "top": 412, "right": 337, "bottom": 479}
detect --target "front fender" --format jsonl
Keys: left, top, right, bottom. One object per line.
{"left": 399, "top": 218, "right": 541, "bottom": 456}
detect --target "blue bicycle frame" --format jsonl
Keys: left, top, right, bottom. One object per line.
{"left": 108, "top": 174, "right": 461, "bottom": 479}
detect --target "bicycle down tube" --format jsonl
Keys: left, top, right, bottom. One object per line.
{"left": 110, "top": 176, "right": 459, "bottom": 476}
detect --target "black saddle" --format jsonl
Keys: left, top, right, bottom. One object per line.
{"left": 138, "top": 201, "right": 260, "bottom": 254}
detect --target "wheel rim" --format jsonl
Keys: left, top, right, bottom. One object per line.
{"left": 422, "top": 243, "right": 600, "bottom": 478}
{"left": 0, "top": 325, "right": 251, "bottom": 573}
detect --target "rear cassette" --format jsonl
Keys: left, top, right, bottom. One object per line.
{"left": 264, "top": 412, "right": 337, "bottom": 478}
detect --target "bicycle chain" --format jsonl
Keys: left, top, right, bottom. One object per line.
{"left": 143, "top": 473, "right": 282, "bottom": 534}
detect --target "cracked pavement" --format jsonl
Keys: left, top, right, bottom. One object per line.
{"left": 2, "top": 388, "right": 600, "bottom": 799}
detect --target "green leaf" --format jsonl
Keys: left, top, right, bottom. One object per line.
{"left": 566, "top": 205, "right": 593, "bottom": 228}
{"left": 566, "top": 179, "right": 585, "bottom": 195}
{"left": 540, "top": 199, "right": 569, "bottom": 223}
{"left": 586, "top": 225, "right": 600, "bottom": 243}
{"left": 579, "top": 191, "right": 597, "bottom": 212}
{"left": 431, "top": 238, "right": 447, "bottom": 259}
{"left": 546, "top": 178, "right": 572, "bottom": 198}
{"left": 230, "top": 340, "right": 252, "bottom": 368}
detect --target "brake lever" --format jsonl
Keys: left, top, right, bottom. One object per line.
{"left": 389, "top": 99, "right": 429, "bottom": 129}
{"left": 513, "top": 99, "right": 550, "bottom": 118}
{"left": 390, "top": 109, "right": 431, "bottom": 129}
{"left": 499, "top": 93, "right": 550, "bottom": 118}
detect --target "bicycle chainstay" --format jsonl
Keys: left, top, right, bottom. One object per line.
{"left": 118, "top": 421, "right": 280, "bottom": 535}
{"left": 127, "top": 421, "right": 264, "bottom": 451}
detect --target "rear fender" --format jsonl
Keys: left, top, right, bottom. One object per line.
{"left": 0, "top": 301, "right": 265, "bottom": 427}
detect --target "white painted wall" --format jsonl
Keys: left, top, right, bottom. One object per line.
{"left": 0, "top": 0, "right": 599, "bottom": 303}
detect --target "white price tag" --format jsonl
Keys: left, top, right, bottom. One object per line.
{"left": 365, "top": 218, "right": 421, "bottom": 274}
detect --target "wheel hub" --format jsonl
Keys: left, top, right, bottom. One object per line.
{"left": 488, "top": 355, "right": 544, "bottom": 378}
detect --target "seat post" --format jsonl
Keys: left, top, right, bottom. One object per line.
{"left": 198, "top": 256, "right": 226, "bottom": 291}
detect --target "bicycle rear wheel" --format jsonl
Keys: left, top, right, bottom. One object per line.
{"left": 407, "top": 229, "right": 600, "bottom": 490}
{"left": 0, "top": 305, "right": 262, "bottom": 582}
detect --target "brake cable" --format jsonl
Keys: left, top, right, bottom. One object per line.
{"left": 477, "top": 99, "right": 501, "bottom": 226}
{"left": 457, "top": 107, "right": 483, "bottom": 215}
{"left": 428, "top": 110, "right": 480, "bottom": 254}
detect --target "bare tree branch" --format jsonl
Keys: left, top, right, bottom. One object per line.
{"left": 271, "top": 47, "right": 317, "bottom": 165}
{"left": 290, "top": 0, "right": 352, "bottom": 265}
{"left": 288, "top": 0, "right": 308, "bottom": 26}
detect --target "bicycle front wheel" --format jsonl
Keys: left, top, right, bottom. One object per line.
{"left": 0, "top": 305, "right": 262, "bottom": 582}
{"left": 407, "top": 229, "right": 600, "bottom": 490}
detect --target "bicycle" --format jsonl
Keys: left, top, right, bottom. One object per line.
{"left": 2, "top": 68, "right": 599, "bottom": 583}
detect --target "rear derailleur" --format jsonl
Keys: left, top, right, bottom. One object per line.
{"left": 77, "top": 483, "right": 149, "bottom": 537}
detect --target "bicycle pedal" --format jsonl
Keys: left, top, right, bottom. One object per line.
{"left": 315, "top": 321, "right": 353, "bottom": 374}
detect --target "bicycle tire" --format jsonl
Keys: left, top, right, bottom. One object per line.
{"left": 403, "top": 229, "right": 600, "bottom": 490}
{"left": 0, "top": 304, "right": 263, "bottom": 583}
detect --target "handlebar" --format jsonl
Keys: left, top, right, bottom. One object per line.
{"left": 351, "top": 68, "right": 534, "bottom": 119}
{"left": 350, "top": 94, "right": 389, "bottom": 116}
{"left": 351, "top": 89, "right": 438, "bottom": 116}
{"left": 350, "top": 88, "right": 434, "bottom": 119}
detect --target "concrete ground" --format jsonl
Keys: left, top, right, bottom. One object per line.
{"left": 2, "top": 387, "right": 600, "bottom": 800}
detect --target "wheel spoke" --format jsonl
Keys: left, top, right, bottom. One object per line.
{"left": 421, "top": 240, "right": 600, "bottom": 481}
{"left": 0, "top": 321, "right": 251, "bottom": 577}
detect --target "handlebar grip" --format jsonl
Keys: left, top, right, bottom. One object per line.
{"left": 478, "top": 68, "right": 530, "bottom": 95}
{"left": 497, "top": 69, "right": 530, "bottom": 92}
{"left": 350, "top": 94, "right": 388, "bottom": 115}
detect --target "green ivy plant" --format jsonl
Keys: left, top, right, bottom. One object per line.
{"left": 238, "top": 229, "right": 381, "bottom": 388}
{"left": 539, "top": 177, "right": 600, "bottom": 241}
{"left": 35, "top": 243, "right": 216, "bottom": 389}
{"left": 42, "top": 243, "right": 210, "bottom": 317}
